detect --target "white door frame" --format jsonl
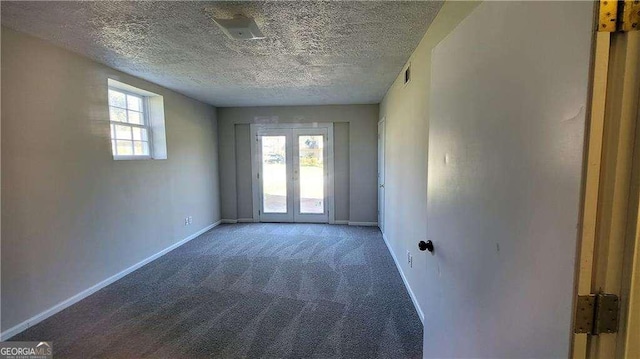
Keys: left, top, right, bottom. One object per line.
{"left": 250, "top": 123, "right": 335, "bottom": 223}
{"left": 572, "top": 29, "right": 640, "bottom": 359}
{"left": 378, "top": 118, "right": 386, "bottom": 233}
{"left": 293, "top": 127, "right": 330, "bottom": 223}
{"left": 254, "top": 128, "right": 294, "bottom": 222}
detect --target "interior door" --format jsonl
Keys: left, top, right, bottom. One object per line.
{"left": 425, "top": 1, "right": 594, "bottom": 357}
{"left": 377, "top": 119, "right": 385, "bottom": 233}
{"left": 256, "top": 127, "right": 329, "bottom": 223}
{"left": 257, "top": 129, "right": 293, "bottom": 222}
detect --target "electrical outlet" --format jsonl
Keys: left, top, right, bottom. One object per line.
{"left": 188, "top": 216, "right": 193, "bottom": 225}
{"left": 184, "top": 217, "right": 189, "bottom": 226}
{"left": 407, "top": 250, "right": 413, "bottom": 268}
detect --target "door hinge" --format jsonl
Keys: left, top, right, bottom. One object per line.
{"left": 598, "top": 0, "right": 639, "bottom": 32}
{"left": 257, "top": 173, "right": 260, "bottom": 179}
{"left": 620, "top": 0, "right": 640, "bottom": 31}
{"left": 574, "top": 293, "right": 620, "bottom": 334}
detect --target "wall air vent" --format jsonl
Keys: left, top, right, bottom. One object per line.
{"left": 213, "top": 15, "right": 265, "bottom": 40}
{"left": 404, "top": 64, "right": 411, "bottom": 85}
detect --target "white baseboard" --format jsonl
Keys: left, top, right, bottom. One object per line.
{"left": 226, "top": 219, "right": 352, "bottom": 225}
{"left": 348, "top": 221, "right": 378, "bottom": 226}
{"left": 222, "top": 219, "right": 258, "bottom": 224}
{"left": 0, "top": 220, "right": 222, "bottom": 341}
{"left": 382, "top": 233, "right": 425, "bottom": 324}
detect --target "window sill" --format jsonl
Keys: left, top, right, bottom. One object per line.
{"left": 113, "top": 155, "right": 153, "bottom": 161}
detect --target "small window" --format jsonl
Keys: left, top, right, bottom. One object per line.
{"left": 108, "top": 79, "right": 167, "bottom": 160}
{"left": 108, "top": 88, "right": 151, "bottom": 159}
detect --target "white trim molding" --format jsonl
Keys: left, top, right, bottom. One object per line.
{"left": 0, "top": 220, "right": 222, "bottom": 340}
{"left": 222, "top": 218, "right": 254, "bottom": 223}
{"left": 348, "top": 221, "right": 378, "bottom": 226}
{"left": 382, "top": 233, "right": 424, "bottom": 324}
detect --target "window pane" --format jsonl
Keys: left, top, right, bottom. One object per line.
{"left": 128, "top": 110, "right": 143, "bottom": 125}
{"left": 108, "top": 89, "right": 126, "bottom": 108}
{"left": 111, "top": 139, "right": 117, "bottom": 156}
{"left": 133, "top": 141, "right": 150, "bottom": 156}
{"left": 299, "top": 135, "right": 324, "bottom": 214}
{"left": 126, "top": 94, "right": 142, "bottom": 111}
{"left": 116, "top": 140, "right": 133, "bottom": 155}
{"left": 109, "top": 107, "right": 127, "bottom": 123}
{"left": 132, "top": 127, "right": 148, "bottom": 141}
{"left": 114, "top": 124, "right": 132, "bottom": 140}
{"left": 262, "top": 136, "right": 287, "bottom": 213}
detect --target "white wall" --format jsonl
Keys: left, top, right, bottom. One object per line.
{"left": 1, "top": 28, "right": 221, "bottom": 332}
{"left": 234, "top": 124, "right": 254, "bottom": 220}
{"left": 333, "top": 122, "right": 350, "bottom": 221}
{"left": 379, "top": 1, "right": 481, "bottom": 321}
{"left": 217, "top": 105, "right": 378, "bottom": 223}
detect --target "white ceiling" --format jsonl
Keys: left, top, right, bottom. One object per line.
{"left": 1, "top": 1, "right": 442, "bottom": 107}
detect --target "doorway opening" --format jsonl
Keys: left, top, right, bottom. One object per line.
{"left": 250, "top": 123, "right": 334, "bottom": 223}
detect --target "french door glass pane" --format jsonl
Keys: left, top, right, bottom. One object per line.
{"left": 262, "top": 136, "right": 287, "bottom": 213}
{"left": 298, "top": 135, "right": 324, "bottom": 214}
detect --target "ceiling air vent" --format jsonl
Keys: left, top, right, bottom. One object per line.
{"left": 213, "top": 15, "right": 265, "bottom": 40}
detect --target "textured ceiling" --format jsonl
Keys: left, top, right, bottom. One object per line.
{"left": 1, "top": 1, "right": 442, "bottom": 107}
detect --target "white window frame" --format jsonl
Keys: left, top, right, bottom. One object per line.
{"left": 108, "top": 87, "right": 153, "bottom": 160}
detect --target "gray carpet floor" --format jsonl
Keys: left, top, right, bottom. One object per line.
{"left": 11, "top": 223, "right": 423, "bottom": 358}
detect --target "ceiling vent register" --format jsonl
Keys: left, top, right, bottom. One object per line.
{"left": 213, "top": 15, "right": 265, "bottom": 40}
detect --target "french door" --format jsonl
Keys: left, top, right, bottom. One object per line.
{"left": 253, "top": 125, "right": 331, "bottom": 223}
